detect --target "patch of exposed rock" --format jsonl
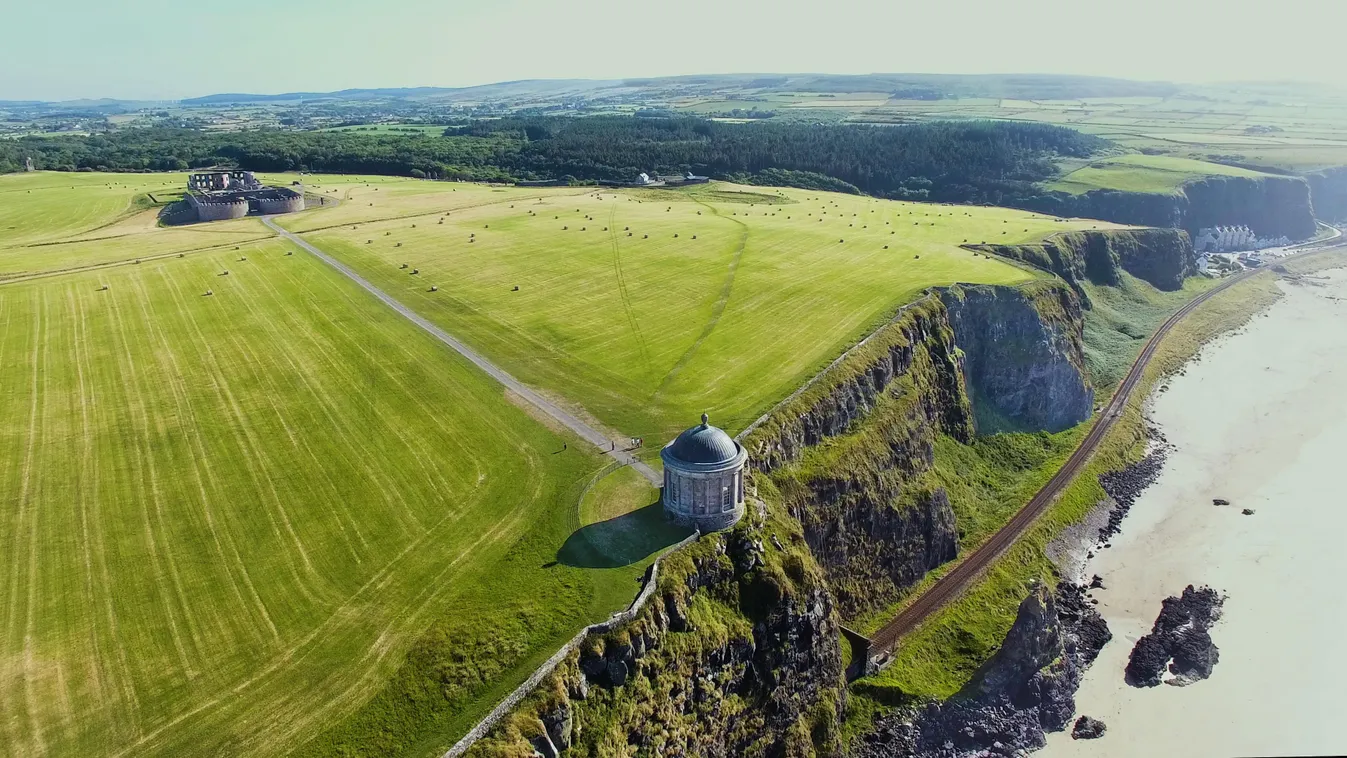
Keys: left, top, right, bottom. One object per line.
{"left": 940, "top": 283, "right": 1094, "bottom": 434}
{"left": 1071, "top": 715, "right": 1106, "bottom": 740}
{"left": 1125, "top": 585, "right": 1225, "bottom": 688}
{"left": 1096, "top": 439, "right": 1169, "bottom": 543}
{"left": 852, "top": 581, "right": 1111, "bottom": 758}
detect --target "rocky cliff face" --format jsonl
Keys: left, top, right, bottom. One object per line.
{"left": 745, "top": 283, "right": 1092, "bottom": 617}
{"left": 1307, "top": 166, "right": 1347, "bottom": 222}
{"left": 471, "top": 281, "right": 1100, "bottom": 755}
{"left": 851, "top": 582, "right": 1111, "bottom": 758}
{"left": 1022, "top": 174, "right": 1318, "bottom": 242}
{"left": 1182, "top": 175, "right": 1317, "bottom": 240}
{"left": 941, "top": 282, "right": 1094, "bottom": 433}
{"left": 468, "top": 520, "right": 845, "bottom": 758}
{"left": 967, "top": 228, "right": 1194, "bottom": 296}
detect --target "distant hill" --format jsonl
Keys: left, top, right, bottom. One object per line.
{"left": 178, "top": 73, "right": 1177, "bottom": 106}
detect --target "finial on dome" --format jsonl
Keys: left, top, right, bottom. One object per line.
{"left": 701, "top": 412, "right": 709, "bottom": 426}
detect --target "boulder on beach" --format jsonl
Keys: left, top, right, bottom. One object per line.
{"left": 1213, "top": 498, "right": 1230, "bottom": 506}
{"left": 1072, "top": 715, "right": 1107, "bottom": 740}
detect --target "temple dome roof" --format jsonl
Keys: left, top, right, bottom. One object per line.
{"left": 667, "top": 414, "right": 738, "bottom": 465}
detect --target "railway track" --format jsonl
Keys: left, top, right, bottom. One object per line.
{"left": 867, "top": 243, "right": 1328, "bottom": 655}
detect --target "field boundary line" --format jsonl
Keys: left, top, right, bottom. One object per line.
{"left": 0, "top": 236, "right": 277, "bottom": 287}
{"left": 262, "top": 216, "right": 661, "bottom": 485}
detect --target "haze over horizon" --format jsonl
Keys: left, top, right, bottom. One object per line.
{"left": 5, "top": 0, "right": 1347, "bottom": 102}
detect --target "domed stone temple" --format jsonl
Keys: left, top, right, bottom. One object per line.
{"left": 660, "top": 414, "right": 748, "bottom": 531}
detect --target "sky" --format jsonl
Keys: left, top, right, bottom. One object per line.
{"left": 4, "top": 0, "right": 1346, "bottom": 102}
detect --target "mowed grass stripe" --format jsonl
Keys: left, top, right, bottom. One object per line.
{"left": 0, "top": 241, "right": 656, "bottom": 756}
{"left": 129, "top": 272, "right": 285, "bottom": 645}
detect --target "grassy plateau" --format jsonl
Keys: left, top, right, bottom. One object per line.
{"left": 0, "top": 170, "right": 1131, "bottom": 755}
{"left": 0, "top": 174, "right": 687, "bottom": 756}
{"left": 282, "top": 176, "right": 1115, "bottom": 445}
{"left": 1046, "top": 153, "right": 1272, "bottom": 195}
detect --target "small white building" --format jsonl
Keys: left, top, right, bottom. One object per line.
{"left": 661, "top": 414, "right": 748, "bottom": 532}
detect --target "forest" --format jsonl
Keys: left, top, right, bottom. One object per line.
{"left": 0, "top": 117, "right": 1105, "bottom": 204}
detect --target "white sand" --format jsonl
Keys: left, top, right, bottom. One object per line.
{"left": 1041, "top": 270, "right": 1347, "bottom": 758}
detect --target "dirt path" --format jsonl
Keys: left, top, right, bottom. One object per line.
{"left": 262, "top": 216, "right": 661, "bottom": 486}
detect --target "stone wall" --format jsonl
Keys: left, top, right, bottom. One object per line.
{"left": 257, "top": 191, "right": 305, "bottom": 215}
{"left": 443, "top": 529, "right": 701, "bottom": 758}
{"left": 187, "top": 193, "right": 248, "bottom": 221}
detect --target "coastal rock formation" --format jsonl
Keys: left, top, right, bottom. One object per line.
{"left": 1306, "top": 166, "right": 1347, "bottom": 222}
{"left": 474, "top": 280, "right": 1103, "bottom": 752}
{"left": 852, "top": 581, "right": 1111, "bottom": 758}
{"left": 1021, "top": 175, "right": 1317, "bottom": 243}
{"left": 745, "top": 282, "right": 1093, "bottom": 616}
{"left": 742, "top": 296, "right": 972, "bottom": 616}
{"left": 1096, "top": 444, "right": 1169, "bottom": 543}
{"left": 1125, "top": 585, "right": 1225, "bottom": 688}
{"left": 941, "top": 282, "right": 1094, "bottom": 433}
{"left": 967, "top": 228, "right": 1195, "bottom": 296}
{"left": 1182, "top": 175, "right": 1316, "bottom": 241}
{"left": 1072, "top": 715, "right": 1107, "bottom": 740}
{"left": 468, "top": 525, "right": 845, "bottom": 757}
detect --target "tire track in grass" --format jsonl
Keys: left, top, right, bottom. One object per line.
{"left": 156, "top": 270, "right": 286, "bottom": 645}
{"left": 279, "top": 250, "right": 507, "bottom": 499}
{"left": 159, "top": 273, "right": 325, "bottom": 609}
{"left": 244, "top": 256, "right": 444, "bottom": 540}
{"left": 236, "top": 449, "right": 547, "bottom": 756}
{"left": 70, "top": 288, "right": 143, "bottom": 735}
{"left": 239, "top": 486, "right": 536, "bottom": 755}
{"left": 105, "top": 289, "right": 200, "bottom": 676}
{"left": 64, "top": 288, "right": 111, "bottom": 707}
{"left": 8, "top": 291, "right": 45, "bottom": 754}
{"left": 0, "top": 292, "right": 26, "bottom": 752}
{"left": 607, "top": 203, "right": 652, "bottom": 371}
{"left": 132, "top": 273, "right": 279, "bottom": 646}
{"left": 220, "top": 266, "right": 386, "bottom": 564}
{"left": 652, "top": 199, "right": 748, "bottom": 401}
{"left": 107, "top": 487, "right": 503, "bottom": 758}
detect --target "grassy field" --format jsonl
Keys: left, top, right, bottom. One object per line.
{"left": 0, "top": 169, "right": 1133, "bottom": 755}
{"left": 1046, "top": 153, "right": 1272, "bottom": 195}
{"left": 283, "top": 178, "right": 1116, "bottom": 445}
{"left": 0, "top": 172, "right": 272, "bottom": 281}
{"left": 0, "top": 215, "right": 682, "bottom": 755}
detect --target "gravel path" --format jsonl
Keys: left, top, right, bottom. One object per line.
{"left": 263, "top": 215, "right": 662, "bottom": 486}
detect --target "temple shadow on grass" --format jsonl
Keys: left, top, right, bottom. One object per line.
{"left": 557, "top": 502, "right": 692, "bottom": 569}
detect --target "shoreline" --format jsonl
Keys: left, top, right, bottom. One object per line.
{"left": 1040, "top": 267, "right": 1347, "bottom": 757}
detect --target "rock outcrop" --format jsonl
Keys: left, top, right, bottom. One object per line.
{"left": 1072, "top": 715, "right": 1106, "bottom": 740}
{"left": 470, "top": 280, "right": 1102, "bottom": 754}
{"left": 467, "top": 524, "right": 845, "bottom": 757}
{"left": 1021, "top": 174, "right": 1317, "bottom": 242}
{"left": 852, "top": 581, "right": 1111, "bottom": 758}
{"left": 1307, "top": 166, "right": 1347, "bottom": 222}
{"left": 941, "top": 282, "right": 1094, "bottom": 433}
{"left": 744, "top": 283, "right": 1093, "bottom": 617}
{"left": 1125, "top": 585, "right": 1224, "bottom": 688}
{"left": 967, "top": 228, "right": 1195, "bottom": 296}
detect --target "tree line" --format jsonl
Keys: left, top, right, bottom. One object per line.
{"left": 0, "top": 117, "right": 1105, "bottom": 205}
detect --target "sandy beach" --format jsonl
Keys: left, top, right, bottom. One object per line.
{"left": 1041, "top": 268, "right": 1347, "bottom": 758}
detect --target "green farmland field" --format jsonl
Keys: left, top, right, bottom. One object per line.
{"left": 286, "top": 179, "right": 1116, "bottom": 445}
{"left": 1046, "top": 153, "right": 1272, "bottom": 195}
{"left": 0, "top": 172, "right": 272, "bottom": 281}
{"left": 0, "top": 170, "right": 1125, "bottom": 755}
{"left": 0, "top": 190, "right": 680, "bottom": 755}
